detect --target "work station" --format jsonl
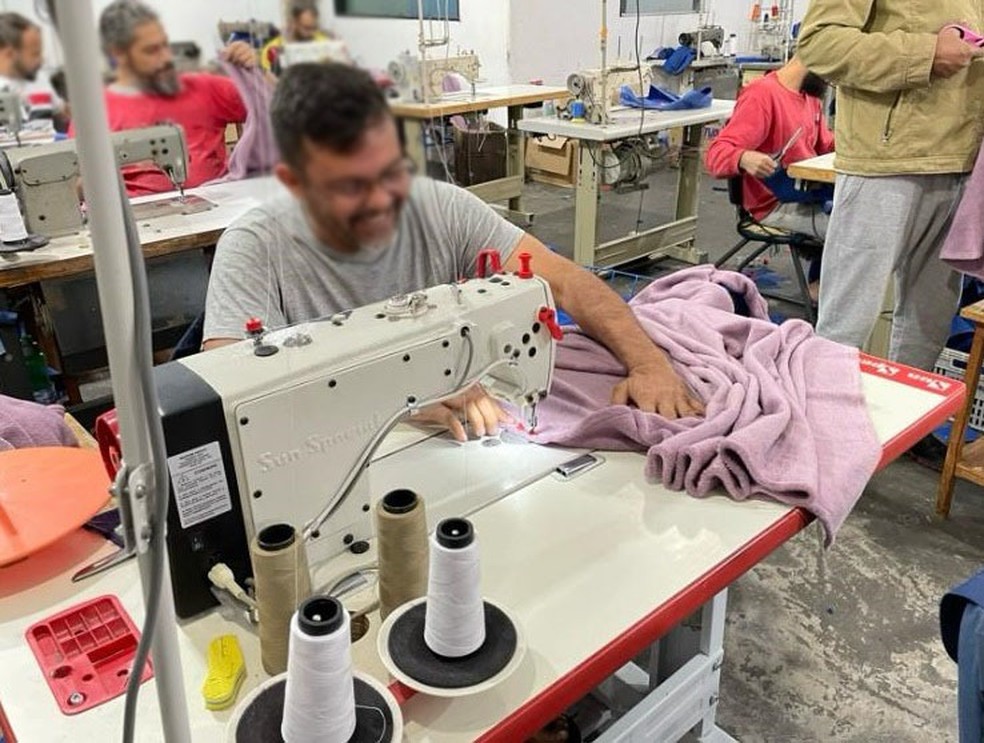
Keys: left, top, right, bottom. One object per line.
{"left": 2, "top": 1, "right": 984, "bottom": 742}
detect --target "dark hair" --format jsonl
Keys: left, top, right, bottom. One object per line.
{"left": 99, "top": 0, "right": 159, "bottom": 58}
{"left": 288, "top": 0, "right": 319, "bottom": 21}
{"left": 271, "top": 62, "right": 391, "bottom": 168}
{"left": 0, "top": 13, "right": 36, "bottom": 51}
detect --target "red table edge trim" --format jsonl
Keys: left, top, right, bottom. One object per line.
{"left": 476, "top": 507, "right": 813, "bottom": 741}
{"left": 0, "top": 701, "right": 16, "bottom": 743}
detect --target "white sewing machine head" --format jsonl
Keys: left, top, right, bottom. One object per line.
{"left": 155, "top": 274, "right": 557, "bottom": 618}
{"left": 388, "top": 50, "right": 481, "bottom": 102}
{"left": 0, "top": 123, "right": 188, "bottom": 236}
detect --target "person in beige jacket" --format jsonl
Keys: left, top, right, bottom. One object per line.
{"left": 797, "top": 1, "right": 984, "bottom": 466}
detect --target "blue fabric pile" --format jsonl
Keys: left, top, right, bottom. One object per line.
{"left": 619, "top": 84, "right": 713, "bottom": 111}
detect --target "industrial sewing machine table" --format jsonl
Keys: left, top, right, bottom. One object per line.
{"left": 0, "top": 354, "right": 963, "bottom": 742}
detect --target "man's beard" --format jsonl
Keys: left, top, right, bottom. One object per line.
{"left": 143, "top": 63, "right": 180, "bottom": 96}
{"left": 800, "top": 71, "right": 828, "bottom": 99}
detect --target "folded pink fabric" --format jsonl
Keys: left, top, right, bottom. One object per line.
{"left": 0, "top": 394, "right": 77, "bottom": 451}
{"left": 941, "top": 143, "right": 984, "bottom": 278}
{"left": 530, "top": 265, "right": 880, "bottom": 545}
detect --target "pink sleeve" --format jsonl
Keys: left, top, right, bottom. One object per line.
{"left": 704, "top": 87, "right": 772, "bottom": 178}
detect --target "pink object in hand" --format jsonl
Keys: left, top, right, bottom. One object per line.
{"left": 944, "top": 23, "right": 984, "bottom": 47}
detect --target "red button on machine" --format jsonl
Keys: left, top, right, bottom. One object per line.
{"left": 516, "top": 252, "right": 534, "bottom": 279}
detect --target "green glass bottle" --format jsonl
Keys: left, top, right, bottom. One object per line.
{"left": 20, "top": 333, "right": 57, "bottom": 404}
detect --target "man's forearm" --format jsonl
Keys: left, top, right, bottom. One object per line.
{"left": 561, "top": 271, "right": 672, "bottom": 373}
{"left": 798, "top": 0, "right": 936, "bottom": 92}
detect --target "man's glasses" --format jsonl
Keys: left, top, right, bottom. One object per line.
{"left": 318, "top": 158, "right": 417, "bottom": 202}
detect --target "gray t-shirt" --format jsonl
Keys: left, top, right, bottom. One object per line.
{"left": 203, "top": 177, "right": 524, "bottom": 341}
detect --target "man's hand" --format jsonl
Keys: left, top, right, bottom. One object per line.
{"left": 222, "top": 40, "right": 257, "bottom": 69}
{"left": 409, "top": 384, "right": 513, "bottom": 442}
{"left": 611, "top": 364, "right": 704, "bottom": 419}
{"left": 738, "top": 150, "right": 778, "bottom": 179}
{"left": 933, "top": 27, "right": 984, "bottom": 78}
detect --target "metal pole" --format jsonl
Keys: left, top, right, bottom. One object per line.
{"left": 52, "top": 1, "right": 191, "bottom": 741}
{"left": 600, "top": 0, "right": 610, "bottom": 125}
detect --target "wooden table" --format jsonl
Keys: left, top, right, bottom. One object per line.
{"left": 0, "top": 355, "right": 962, "bottom": 742}
{"left": 939, "top": 299, "right": 984, "bottom": 517}
{"left": 518, "top": 101, "right": 735, "bottom": 268}
{"left": 787, "top": 152, "right": 836, "bottom": 185}
{"left": 0, "top": 177, "right": 284, "bottom": 289}
{"left": 390, "top": 84, "right": 569, "bottom": 220}
{"left": 0, "top": 177, "right": 285, "bottom": 401}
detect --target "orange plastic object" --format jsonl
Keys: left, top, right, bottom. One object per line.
{"left": 0, "top": 447, "right": 111, "bottom": 567}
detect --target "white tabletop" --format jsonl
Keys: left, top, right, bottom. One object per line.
{"left": 0, "top": 357, "right": 963, "bottom": 742}
{"left": 517, "top": 99, "right": 735, "bottom": 142}
{"left": 0, "top": 176, "right": 286, "bottom": 286}
{"left": 389, "top": 84, "right": 570, "bottom": 118}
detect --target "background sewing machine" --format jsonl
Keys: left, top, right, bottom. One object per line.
{"left": 0, "top": 124, "right": 190, "bottom": 237}
{"left": 151, "top": 273, "right": 559, "bottom": 618}
{"left": 566, "top": 64, "right": 653, "bottom": 126}
{"left": 388, "top": 49, "right": 481, "bottom": 102}
{"left": 651, "top": 25, "right": 737, "bottom": 97}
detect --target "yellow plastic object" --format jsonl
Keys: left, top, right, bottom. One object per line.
{"left": 202, "top": 635, "right": 246, "bottom": 711}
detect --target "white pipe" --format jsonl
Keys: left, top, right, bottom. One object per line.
{"left": 52, "top": 1, "right": 191, "bottom": 741}
{"left": 600, "top": 0, "right": 609, "bottom": 124}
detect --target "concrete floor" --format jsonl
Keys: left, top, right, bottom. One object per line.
{"left": 511, "top": 172, "right": 984, "bottom": 741}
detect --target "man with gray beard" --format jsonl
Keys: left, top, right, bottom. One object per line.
{"left": 90, "top": 0, "right": 254, "bottom": 195}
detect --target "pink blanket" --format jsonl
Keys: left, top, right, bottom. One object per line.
{"left": 941, "top": 144, "right": 984, "bottom": 278}
{"left": 0, "top": 395, "right": 77, "bottom": 451}
{"left": 530, "top": 266, "right": 880, "bottom": 545}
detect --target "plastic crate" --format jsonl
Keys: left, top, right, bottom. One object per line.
{"left": 934, "top": 347, "right": 984, "bottom": 431}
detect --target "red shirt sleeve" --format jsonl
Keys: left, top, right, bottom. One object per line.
{"left": 202, "top": 73, "right": 247, "bottom": 126}
{"left": 704, "top": 85, "right": 773, "bottom": 178}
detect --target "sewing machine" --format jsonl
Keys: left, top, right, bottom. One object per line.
{"left": 153, "top": 273, "right": 558, "bottom": 618}
{"left": 281, "top": 39, "right": 351, "bottom": 67}
{"left": 0, "top": 123, "right": 188, "bottom": 236}
{"left": 388, "top": 50, "right": 482, "bottom": 102}
{"left": 678, "top": 25, "right": 726, "bottom": 59}
{"left": 566, "top": 64, "right": 653, "bottom": 125}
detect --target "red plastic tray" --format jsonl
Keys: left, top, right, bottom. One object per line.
{"left": 25, "top": 594, "right": 153, "bottom": 715}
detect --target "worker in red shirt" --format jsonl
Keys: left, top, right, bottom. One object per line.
{"left": 90, "top": 0, "right": 254, "bottom": 196}
{"left": 705, "top": 56, "right": 835, "bottom": 239}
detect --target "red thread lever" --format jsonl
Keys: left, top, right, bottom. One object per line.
{"left": 476, "top": 249, "right": 503, "bottom": 278}
{"left": 538, "top": 307, "right": 564, "bottom": 340}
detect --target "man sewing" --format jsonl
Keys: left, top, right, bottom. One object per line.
{"left": 705, "top": 55, "right": 834, "bottom": 240}
{"left": 798, "top": 1, "right": 984, "bottom": 468}
{"left": 0, "top": 12, "right": 67, "bottom": 132}
{"left": 92, "top": 0, "right": 253, "bottom": 195}
{"left": 203, "top": 63, "right": 703, "bottom": 441}
{"left": 261, "top": 0, "right": 337, "bottom": 75}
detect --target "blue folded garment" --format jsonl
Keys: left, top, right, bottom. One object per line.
{"left": 619, "top": 84, "right": 713, "bottom": 111}
{"left": 762, "top": 169, "right": 834, "bottom": 206}
{"left": 662, "top": 45, "right": 696, "bottom": 75}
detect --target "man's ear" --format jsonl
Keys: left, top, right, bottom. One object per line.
{"left": 274, "top": 161, "right": 304, "bottom": 197}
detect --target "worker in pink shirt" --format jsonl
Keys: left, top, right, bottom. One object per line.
{"left": 705, "top": 56, "right": 835, "bottom": 239}
{"left": 82, "top": 0, "right": 254, "bottom": 196}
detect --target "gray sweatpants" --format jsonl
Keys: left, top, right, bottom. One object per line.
{"left": 816, "top": 173, "right": 965, "bottom": 371}
{"left": 761, "top": 201, "right": 829, "bottom": 239}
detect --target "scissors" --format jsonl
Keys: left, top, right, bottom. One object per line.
{"left": 772, "top": 126, "right": 803, "bottom": 164}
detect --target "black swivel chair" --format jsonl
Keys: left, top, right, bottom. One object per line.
{"left": 714, "top": 176, "right": 824, "bottom": 324}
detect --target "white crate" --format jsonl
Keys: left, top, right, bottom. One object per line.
{"left": 934, "top": 347, "right": 984, "bottom": 431}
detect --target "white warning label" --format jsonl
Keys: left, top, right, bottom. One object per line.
{"left": 167, "top": 441, "right": 232, "bottom": 529}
